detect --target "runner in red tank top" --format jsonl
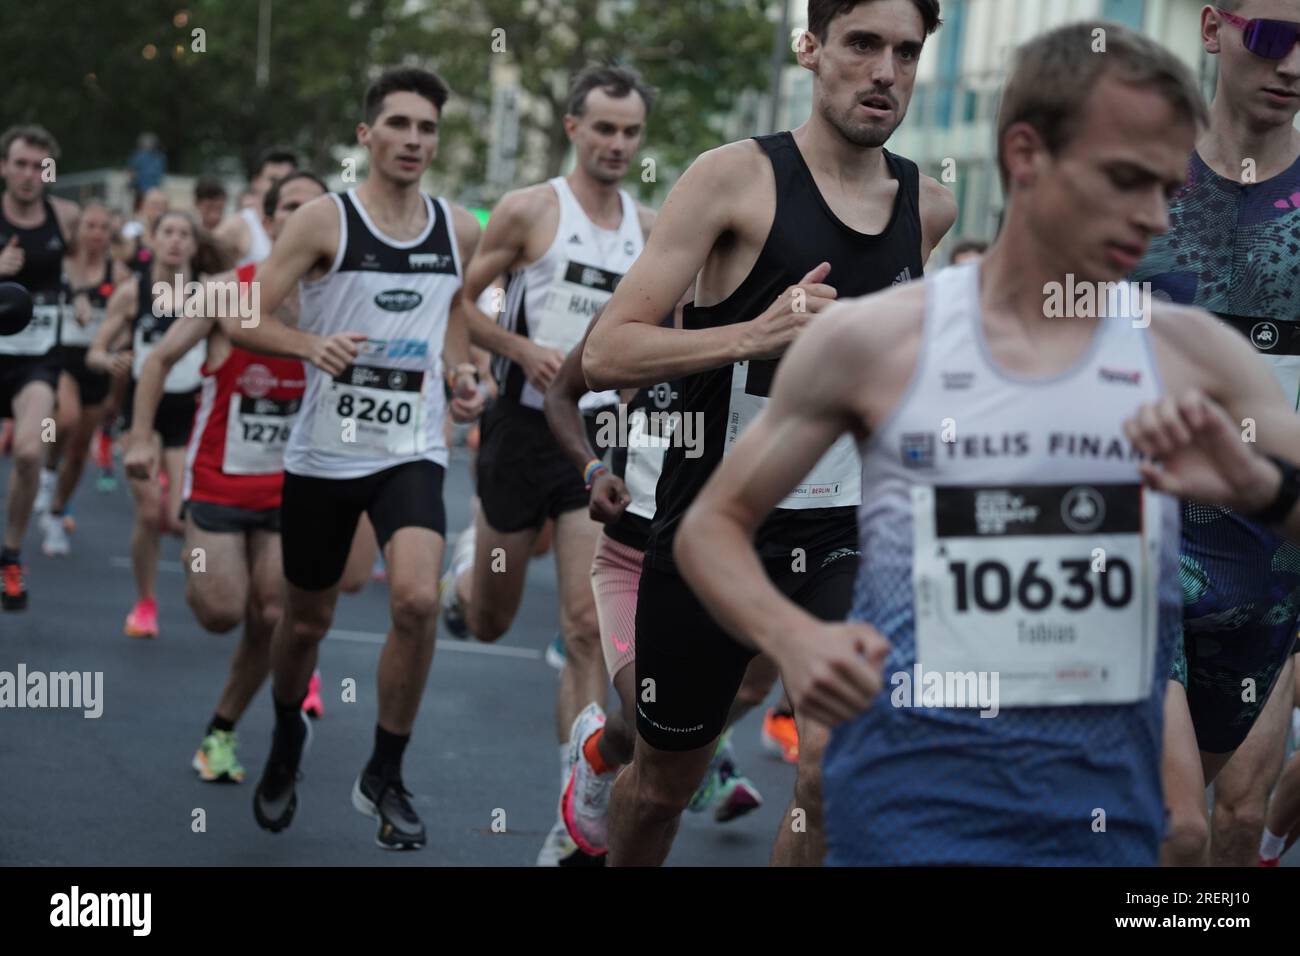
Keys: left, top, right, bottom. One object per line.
{"left": 122, "top": 172, "right": 351, "bottom": 783}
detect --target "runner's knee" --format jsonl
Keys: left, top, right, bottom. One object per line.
{"left": 186, "top": 578, "right": 243, "bottom": 633}
{"left": 1164, "top": 812, "right": 1209, "bottom": 861}
{"left": 390, "top": 581, "right": 439, "bottom": 635}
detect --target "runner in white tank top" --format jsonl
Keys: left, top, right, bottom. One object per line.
{"left": 214, "top": 148, "right": 298, "bottom": 267}
{"left": 671, "top": 23, "right": 1300, "bottom": 865}
{"left": 219, "top": 69, "right": 486, "bottom": 852}
{"left": 450, "top": 66, "right": 658, "bottom": 867}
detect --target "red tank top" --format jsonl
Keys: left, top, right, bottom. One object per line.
{"left": 182, "top": 263, "right": 307, "bottom": 510}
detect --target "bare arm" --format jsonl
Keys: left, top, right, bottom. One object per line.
{"left": 213, "top": 213, "right": 250, "bottom": 266}
{"left": 1127, "top": 308, "right": 1300, "bottom": 542}
{"left": 919, "top": 174, "right": 958, "bottom": 265}
{"left": 51, "top": 197, "right": 80, "bottom": 246}
{"left": 456, "top": 190, "right": 541, "bottom": 362}
{"left": 444, "top": 204, "right": 482, "bottom": 373}
{"left": 543, "top": 311, "right": 631, "bottom": 524}
{"left": 544, "top": 312, "right": 604, "bottom": 474}
{"left": 674, "top": 303, "right": 888, "bottom": 725}
{"left": 445, "top": 205, "right": 487, "bottom": 423}
{"left": 87, "top": 281, "right": 136, "bottom": 377}
{"left": 583, "top": 143, "right": 835, "bottom": 390}
{"left": 125, "top": 314, "right": 213, "bottom": 479}
{"left": 217, "top": 196, "right": 361, "bottom": 374}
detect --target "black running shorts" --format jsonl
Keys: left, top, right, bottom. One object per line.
{"left": 635, "top": 543, "right": 860, "bottom": 752}
{"left": 281, "top": 460, "right": 446, "bottom": 591}
{"left": 122, "top": 384, "right": 197, "bottom": 449}
{"left": 186, "top": 499, "right": 281, "bottom": 535}
{"left": 54, "top": 346, "right": 111, "bottom": 407}
{"left": 475, "top": 399, "right": 599, "bottom": 533}
{"left": 0, "top": 355, "right": 60, "bottom": 419}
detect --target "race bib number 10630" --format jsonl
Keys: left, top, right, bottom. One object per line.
{"left": 911, "top": 483, "right": 1159, "bottom": 707}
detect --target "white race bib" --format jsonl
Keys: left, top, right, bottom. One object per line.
{"left": 59, "top": 303, "right": 104, "bottom": 349}
{"left": 911, "top": 483, "right": 1159, "bottom": 707}
{"left": 132, "top": 317, "right": 206, "bottom": 393}
{"left": 310, "top": 363, "right": 426, "bottom": 457}
{"left": 0, "top": 302, "right": 59, "bottom": 356}
{"left": 223, "top": 393, "right": 300, "bottom": 475}
{"left": 725, "top": 359, "right": 860, "bottom": 509}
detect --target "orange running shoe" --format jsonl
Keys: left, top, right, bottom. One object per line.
{"left": 125, "top": 597, "right": 159, "bottom": 638}
{"left": 1, "top": 560, "right": 27, "bottom": 611}
{"left": 760, "top": 707, "right": 799, "bottom": 763}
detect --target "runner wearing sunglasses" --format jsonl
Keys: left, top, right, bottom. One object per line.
{"left": 1130, "top": 0, "right": 1300, "bottom": 866}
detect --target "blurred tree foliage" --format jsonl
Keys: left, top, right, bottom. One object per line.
{"left": 1, "top": 0, "right": 775, "bottom": 200}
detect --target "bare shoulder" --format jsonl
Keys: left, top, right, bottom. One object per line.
{"left": 1147, "top": 299, "right": 1231, "bottom": 360}
{"left": 918, "top": 174, "right": 957, "bottom": 222}
{"left": 214, "top": 210, "right": 249, "bottom": 239}
{"left": 50, "top": 195, "right": 79, "bottom": 231}
{"left": 681, "top": 138, "right": 767, "bottom": 191}
{"left": 835, "top": 280, "right": 927, "bottom": 347}
{"left": 918, "top": 174, "right": 957, "bottom": 248}
{"left": 493, "top": 183, "right": 558, "bottom": 226}
{"left": 447, "top": 202, "right": 482, "bottom": 244}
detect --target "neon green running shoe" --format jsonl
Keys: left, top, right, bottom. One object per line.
{"left": 192, "top": 729, "right": 245, "bottom": 783}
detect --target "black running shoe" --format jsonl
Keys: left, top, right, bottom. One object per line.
{"left": 352, "top": 768, "right": 426, "bottom": 850}
{"left": 253, "top": 711, "right": 311, "bottom": 833}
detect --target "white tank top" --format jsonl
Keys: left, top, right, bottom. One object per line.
{"left": 286, "top": 189, "right": 463, "bottom": 480}
{"left": 236, "top": 207, "right": 272, "bottom": 267}
{"left": 495, "top": 176, "right": 643, "bottom": 411}
{"left": 858, "top": 262, "right": 1181, "bottom": 709}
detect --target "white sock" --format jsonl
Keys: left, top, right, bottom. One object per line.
{"left": 1261, "top": 827, "right": 1286, "bottom": 860}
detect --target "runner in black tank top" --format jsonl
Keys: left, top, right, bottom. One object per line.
{"left": 648, "top": 132, "right": 923, "bottom": 571}
{"left": 0, "top": 124, "right": 79, "bottom": 611}
{"left": 41, "top": 201, "right": 132, "bottom": 559}
{"left": 582, "top": 1, "right": 952, "bottom": 867}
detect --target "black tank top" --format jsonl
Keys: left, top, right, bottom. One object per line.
{"left": 132, "top": 271, "right": 194, "bottom": 376}
{"left": 0, "top": 196, "right": 67, "bottom": 299}
{"left": 646, "top": 132, "right": 924, "bottom": 569}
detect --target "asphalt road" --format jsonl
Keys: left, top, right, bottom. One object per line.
{"left": 0, "top": 448, "right": 794, "bottom": 866}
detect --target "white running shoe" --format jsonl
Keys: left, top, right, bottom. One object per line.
{"left": 40, "top": 511, "right": 69, "bottom": 557}
{"left": 535, "top": 818, "right": 602, "bottom": 867}
{"left": 34, "top": 468, "right": 55, "bottom": 515}
{"left": 561, "top": 702, "right": 612, "bottom": 856}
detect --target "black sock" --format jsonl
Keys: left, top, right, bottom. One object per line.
{"left": 0, "top": 547, "right": 19, "bottom": 565}
{"left": 208, "top": 714, "right": 235, "bottom": 734}
{"left": 269, "top": 692, "right": 306, "bottom": 762}
{"left": 366, "top": 725, "right": 410, "bottom": 778}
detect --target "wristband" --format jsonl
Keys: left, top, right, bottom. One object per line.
{"left": 1250, "top": 455, "right": 1300, "bottom": 527}
{"left": 583, "top": 459, "right": 607, "bottom": 488}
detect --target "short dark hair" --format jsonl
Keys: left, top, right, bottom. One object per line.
{"left": 363, "top": 68, "right": 450, "bottom": 125}
{"left": 263, "top": 171, "right": 328, "bottom": 219}
{"left": 566, "top": 65, "right": 657, "bottom": 119}
{"left": 1, "top": 124, "right": 61, "bottom": 162}
{"left": 194, "top": 175, "right": 227, "bottom": 202}
{"left": 807, "top": 0, "right": 942, "bottom": 42}
{"left": 996, "top": 21, "right": 1207, "bottom": 191}
{"left": 253, "top": 147, "right": 299, "bottom": 180}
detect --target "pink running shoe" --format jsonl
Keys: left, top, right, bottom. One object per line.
{"left": 125, "top": 597, "right": 159, "bottom": 638}
{"left": 302, "top": 669, "right": 324, "bottom": 719}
